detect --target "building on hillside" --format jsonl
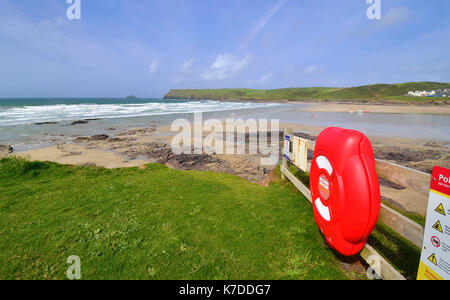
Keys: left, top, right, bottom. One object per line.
{"left": 407, "top": 90, "right": 436, "bottom": 97}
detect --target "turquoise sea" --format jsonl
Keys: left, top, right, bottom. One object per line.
{"left": 0, "top": 98, "right": 449, "bottom": 151}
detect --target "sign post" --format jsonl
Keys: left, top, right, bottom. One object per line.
{"left": 417, "top": 166, "right": 450, "bottom": 280}
{"left": 283, "top": 135, "right": 291, "bottom": 161}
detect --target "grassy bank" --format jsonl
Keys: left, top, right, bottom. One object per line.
{"left": 0, "top": 157, "right": 349, "bottom": 280}
{"left": 164, "top": 82, "right": 450, "bottom": 103}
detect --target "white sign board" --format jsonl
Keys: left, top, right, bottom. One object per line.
{"left": 292, "top": 136, "right": 308, "bottom": 172}
{"left": 284, "top": 135, "right": 290, "bottom": 161}
{"left": 417, "top": 166, "right": 450, "bottom": 280}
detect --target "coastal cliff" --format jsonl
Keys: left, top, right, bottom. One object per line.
{"left": 163, "top": 82, "right": 450, "bottom": 104}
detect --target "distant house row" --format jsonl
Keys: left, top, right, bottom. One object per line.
{"left": 407, "top": 88, "right": 450, "bottom": 97}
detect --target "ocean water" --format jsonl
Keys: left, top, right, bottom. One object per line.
{"left": 0, "top": 98, "right": 284, "bottom": 151}
{"left": 0, "top": 98, "right": 279, "bottom": 126}
{"left": 0, "top": 98, "right": 449, "bottom": 151}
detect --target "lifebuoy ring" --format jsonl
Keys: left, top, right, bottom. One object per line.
{"left": 310, "top": 127, "right": 380, "bottom": 256}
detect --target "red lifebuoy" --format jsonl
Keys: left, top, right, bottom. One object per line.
{"left": 310, "top": 127, "right": 380, "bottom": 256}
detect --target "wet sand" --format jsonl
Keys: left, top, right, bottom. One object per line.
{"left": 298, "top": 103, "right": 450, "bottom": 115}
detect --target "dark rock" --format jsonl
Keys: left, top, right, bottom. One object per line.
{"left": 35, "top": 122, "right": 58, "bottom": 125}
{"left": 118, "top": 128, "right": 156, "bottom": 136}
{"left": 381, "top": 196, "right": 410, "bottom": 213}
{"left": 73, "top": 137, "right": 89, "bottom": 143}
{"left": 90, "top": 134, "right": 109, "bottom": 141}
{"left": 424, "top": 141, "right": 441, "bottom": 148}
{"left": 63, "top": 151, "right": 82, "bottom": 157}
{"left": 374, "top": 146, "right": 442, "bottom": 163}
{"left": 0, "top": 145, "right": 13, "bottom": 155}
{"left": 378, "top": 177, "right": 406, "bottom": 190}
{"left": 120, "top": 142, "right": 267, "bottom": 181}
{"left": 107, "top": 138, "right": 122, "bottom": 143}
{"left": 70, "top": 120, "right": 89, "bottom": 125}
{"left": 165, "top": 153, "right": 221, "bottom": 170}
{"left": 73, "top": 134, "right": 109, "bottom": 143}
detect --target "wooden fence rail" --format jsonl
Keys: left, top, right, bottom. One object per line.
{"left": 280, "top": 130, "right": 430, "bottom": 280}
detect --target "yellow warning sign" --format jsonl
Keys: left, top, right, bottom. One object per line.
{"left": 433, "top": 220, "right": 443, "bottom": 233}
{"left": 435, "top": 203, "right": 446, "bottom": 216}
{"left": 417, "top": 262, "right": 444, "bottom": 280}
{"left": 428, "top": 253, "right": 438, "bottom": 266}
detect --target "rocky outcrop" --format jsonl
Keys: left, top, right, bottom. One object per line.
{"left": 35, "top": 122, "right": 58, "bottom": 125}
{"left": 120, "top": 143, "right": 266, "bottom": 182}
{"left": 0, "top": 145, "right": 13, "bottom": 156}
{"left": 70, "top": 120, "right": 89, "bottom": 125}
{"left": 74, "top": 134, "right": 109, "bottom": 143}
{"left": 374, "top": 146, "right": 442, "bottom": 163}
{"left": 117, "top": 128, "right": 156, "bottom": 136}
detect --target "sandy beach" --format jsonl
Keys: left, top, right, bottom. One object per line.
{"left": 1, "top": 102, "right": 448, "bottom": 216}
{"left": 20, "top": 123, "right": 449, "bottom": 174}
{"left": 7, "top": 102, "right": 447, "bottom": 177}
{"left": 297, "top": 103, "right": 450, "bottom": 115}
{"left": 4, "top": 114, "right": 442, "bottom": 217}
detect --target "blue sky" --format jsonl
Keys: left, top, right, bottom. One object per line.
{"left": 0, "top": 0, "right": 449, "bottom": 97}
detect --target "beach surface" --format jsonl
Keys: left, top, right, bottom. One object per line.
{"left": 298, "top": 103, "right": 450, "bottom": 115}
{"left": 1, "top": 102, "right": 448, "bottom": 215}
{"left": 7, "top": 102, "right": 448, "bottom": 177}
{"left": 20, "top": 122, "right": 448, "bottom": 174}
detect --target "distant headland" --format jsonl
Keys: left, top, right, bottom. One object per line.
{"left": 164, "top": 82, "right": 450, "bottom": 104}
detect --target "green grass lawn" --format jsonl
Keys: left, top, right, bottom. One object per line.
{"left": 164, "top": 82, "right": 450, "bottom": 102}
{"left": 0, "top": 157, "right": 349, "bottom": 280}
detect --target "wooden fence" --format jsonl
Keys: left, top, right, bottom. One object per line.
{"left": 280, "top": 129, "right": 431, "bottom": 280}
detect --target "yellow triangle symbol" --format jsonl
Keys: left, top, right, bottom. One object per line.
{"left": 435, "top": 203, "right": 446, "bottom": 216}
{"left": 428, "top": 253, "right": 438, "bottom": 266}
{"left": 433, "top": 220, "right": 443, "bottom": 233}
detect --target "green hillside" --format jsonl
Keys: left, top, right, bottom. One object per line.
{"left": 164, "top": 82, "right": 450, "bottom": 102}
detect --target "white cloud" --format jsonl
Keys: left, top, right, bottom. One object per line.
{"left": 240, "top": 0, "right": 287, "bottom": 50}
{"left": 0, "top": 9, "right": 72, "bottom": 57}
{"left": 365, "top": 6, "right": 413, "bottom": 35}
{"left": 304, "top": 66, "right": 318, "bottom": 74}
{"left": 202, "top": 54, "right": 252, "bottom": 81}
{"left": 0, "top": 2, "right": 130, "bottom": 70}
{"left": 148, "top": 59, "right": 159, "bottom": 75}
{"left": 179, "top": 58, "right": 194, "bottom": 73}
{"left": 381, "top": 7, "right": 412, "bottom": 27}
{"left": 259, "top": 72, "right": 272, "bottom": 83}
{"left": 248, "top": 72, "right": 272, "bottom": 84}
